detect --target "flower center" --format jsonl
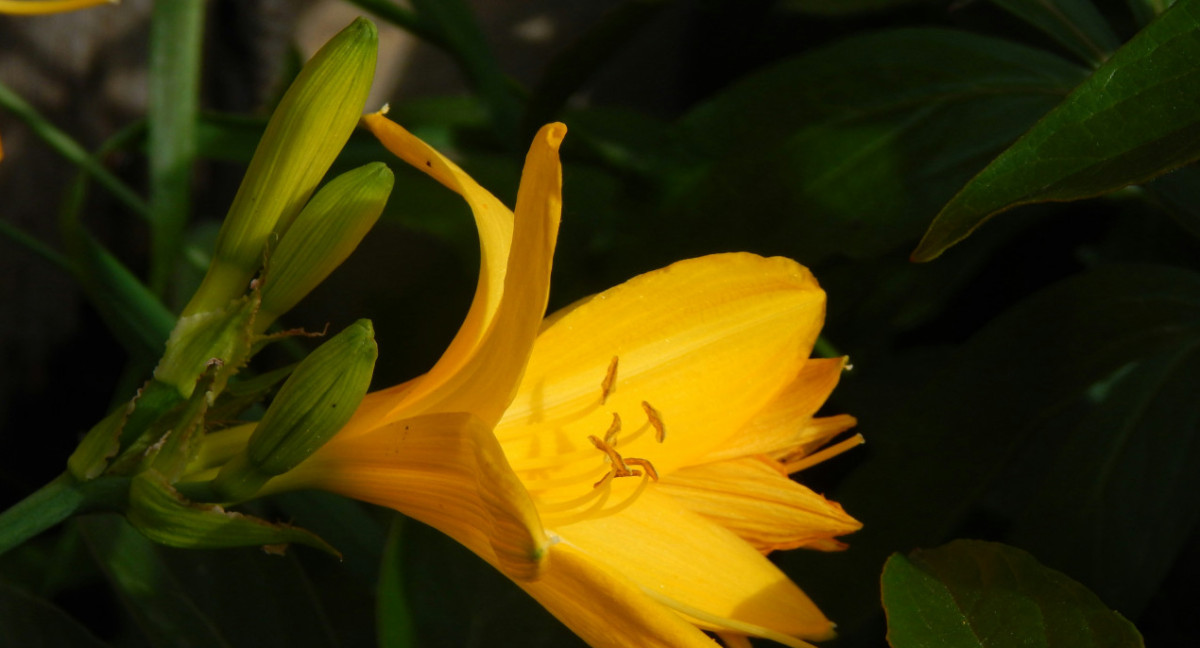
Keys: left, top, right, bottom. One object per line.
{"left": 505, "top": 356, "right": 666, "bottom": 528}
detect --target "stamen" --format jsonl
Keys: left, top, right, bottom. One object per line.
{"left": 588, "top": 434, "right": 635, "bottom": 477}
{"left": 604, "top": 413, "right": 622, "bottom": 445}
{"left": 600, "top": 356, "right": 619, "bottom": 404}
{"left": 783, "top": 433, "right": 865, "bottom": 473}
{"left": 642, "top": 401, "right": 666, "bottom": 442}
{"left": 536, "top": 472, "right": 615, "bottom": 512}
{"left": 624, "top": 457, "right": 659, "bottom": 481}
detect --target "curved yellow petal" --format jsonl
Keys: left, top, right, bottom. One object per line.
{"left": 558, "top": 488, "right": 836, "bottom": 644}
{"left": 0, "top": 0, "right": 113, "bottom": 14}
{"left": 361, "top": 113, "right": 513, "bottom": 408}
{"left": 517, "top": 543, "right": 721, "bottom": 648}
{"left": 270, "top": 412, "right": 549, "bottom": 580}
{"left": 658, "top": 456, "right": 861, "bottom": 553}
{"left": 498, "top": 253, "right": 825, "bottom": 477}
{"left": 698, "top": 357, "right": 854, "bottom": 464}
{"left": 365, "top": 116, "right": 565, "bottom": 426}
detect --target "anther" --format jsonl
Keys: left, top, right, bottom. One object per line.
{"left": 600, "top": 356, "right": 619, "bottom": 404}
{"left": 604, "top": 413, "right": 622, "bottom": 445}
{"left": 641, "top": 401, "right": 665, "bottom": 442}
{"left": 624, "top": 457, "right": 659, "bottom": 481}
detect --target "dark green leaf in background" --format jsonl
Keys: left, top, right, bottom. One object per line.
{"left": 666, "top": 29, "right": 1086, "bottom": 262}
{"left": 988, "top": 0, "right": 1121, "bottom": 66}
{"left": 778, "top": 0, "right": 928, "bottom": 15}
{"left": 1008, "top": 340, "right": 1200, "bottom": 617}
{"left": 779, "top": 265, "right": 1200, "bottom": 637}
{"left": 914, "top": 0, "right": 1200, "bottom": 261}
{"left": 0, "top": 581, "right": 109, "bottom": 648}
{"left": 882, "top": 540, "right": 1143, "bottom": 648}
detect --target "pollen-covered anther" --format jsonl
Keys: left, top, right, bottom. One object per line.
{"left": 624, "top": 457, "right": 658, "bottom": 481}
{"left": 600, "top": 356, "right": 618, "bottom": 404}
{"left": 641, "top": 400, "right": 665, "bottom": 443}
{"left": 603, "top": 412, "right": 622, "bottom": 445}
{"left": 587, "top": 434, "right": 656, "bottom": 487}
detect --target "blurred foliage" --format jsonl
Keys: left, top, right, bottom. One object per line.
{"left": 3, "top": 0, "right": 1199, "bottom": 645}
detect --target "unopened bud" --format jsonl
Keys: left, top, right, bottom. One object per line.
{"left": 256, "top": 162, "right": 393, "bottom": 331}
{"left": 183, "top": 18, "right": 378, "bottom": 316}
{"left": 212, "top": 319, "right": 377, "bottom": 500}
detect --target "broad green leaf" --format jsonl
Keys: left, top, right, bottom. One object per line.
{"left": 1009, "top": 342, "right": 1200, "bottom": 617}
{"left": 882, "top": 540, "right": 1143, "bottom": 648}
{"left": 0, "top": 581, "right": 109, "bottom": 648}
{"left": 668, "top": 29, "right": 1086, "bottom": 262}
{"left": 914, "top": 0, "right": 1200, "bottom": 261}
{"left": 988, "top": 0, "right": 1121, "bottom": 66}
{"left": 776, "top": 265, "right": 1200, "bottom": 634}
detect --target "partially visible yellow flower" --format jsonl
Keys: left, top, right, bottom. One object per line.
{"left": 0, "top": 0, "right": 115, "bottom": 15}
{"left": 258, "top": 113, "right": 861, "bottom": 647}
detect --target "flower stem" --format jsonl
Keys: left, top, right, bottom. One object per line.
{"left": 0, "top": 473, "right": 129, "bottom": 557}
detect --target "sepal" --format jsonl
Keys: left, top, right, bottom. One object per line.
{"left": 127, "top": 470, "right": 339, "bottom": 557}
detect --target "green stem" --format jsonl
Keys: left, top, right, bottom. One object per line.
{"left": 0, "top": 473, "right": 129, "bottom": 557}
{"left": 0, "top": 79, "right": 149, "bottom": 218}
{"left": 346, "top": 0, "right": 439, "bottom": 44}
{"left": 148, "top": 0, "right": 205, "bottom": 298}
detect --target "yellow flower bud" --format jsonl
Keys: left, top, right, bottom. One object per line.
{"left": 212, "top": 319, "right": 377, "bottom": 501}
{"left": 183, "top": 18, "right": 378, "bottom": 316}
{"left": 256, "top": 162, "right": 394, "bottom": 332}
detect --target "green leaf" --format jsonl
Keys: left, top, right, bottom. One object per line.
{"left": 147, "top": 0, "right": 205, "bottom": 297}
{"left": 777, "top": 265, "right": 1200, "bottom": 634}
{"left": 80, "top": 515, "right": 233, "bottom": 647}
{"left": 914, "top": 0, "right": 1200, "bottom": 261}
{"left": 521, "top": 0, "right": 670, "bottom": 139}
{"left": 63, "top": 226, "right": 175, "bottom": 362}
{"left": 406, "top": 0, "right": 523, "bottom": 146}
{"left": 377, "top": 516, "right": 417, "bottom": 648}
{"left": 988, "top": 0, "right": 1121, "bottom": 66}
{"left": 668, "top": 29, "right": 1086, "bottom": 261}
{"left": 1140, "top": 165, "right": 1200, "bottom": 239}
{"left": 0, "top": 581, "right": 109, "bottom": 648}
{"left": 882, "top": 540, "right": 1144, "bottom": 648}
{"left": 1008, "top": 341, "right": 1200, "bottom": 616}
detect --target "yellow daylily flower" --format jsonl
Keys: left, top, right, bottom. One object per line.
{"left": 0, "top": 0, "right": 115, "bottom": 15}
{"left": 258, "top": 113, "right": 862, "bottom": 648}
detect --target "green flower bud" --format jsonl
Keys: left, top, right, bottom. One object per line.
{"left": 256, "top": 162, "right": 394, "bottom": 332}
{"left": 212, "top": 319, "right": 377, "bottom": 501}
{"left": 183, "top": 18, "right": 378, "bottom": 317}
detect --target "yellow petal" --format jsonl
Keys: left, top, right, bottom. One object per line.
{"left": 657, "top": 456, "right": 861, "bottom": 553}
{"left": 498, "top": 253, "right": 826, "bottom": 477}
{"left": 361, "top": 112, "right": 512, "bottom": 377}
{"left": 557, "top": 488, "right": 836, "bottom": 644}
{"left": 0, "top": 0, "right": 114, "bottom": 14}
{"left": 270, "top": 411, "right": 549, "bottom": 580}
{"left": 365, "top": 116, "right": 565, "bottom": 426}
{"left": 517, "top": 543, "right": 721, "bottom": 648}
{"left": 697, "top": 357, "right": 855, "bottom": 464}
